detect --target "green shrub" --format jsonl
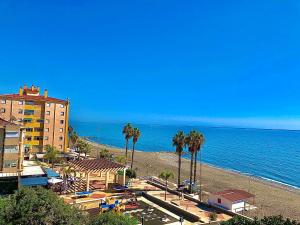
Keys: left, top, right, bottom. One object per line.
{"left": 209, "top": 211, "right": 218, "bottom": 221}
{"left": 220, "top": 216, "right": 300, "bottom": 225}
{"left": 126, "top": 169, "right": 137, "bottom": 179}
{"left": 89, "top": 212, "right": 138, "bottom": 225}
{"left": 0, "top": 187, "right": 86, "bottom": 225}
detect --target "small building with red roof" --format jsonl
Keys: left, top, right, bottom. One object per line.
{"left": 208, "top": 189, "right": 255, "bottom": 212}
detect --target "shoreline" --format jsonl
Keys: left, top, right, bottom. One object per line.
{"left": 86, "top": 138, "right": 300, "bottom": 220}
{"left": 86, "top": 139, "right": 300, "bottom": 192}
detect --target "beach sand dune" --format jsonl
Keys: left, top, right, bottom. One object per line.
{"left": 88, "top": 141, "right": 300, "bottom": 221}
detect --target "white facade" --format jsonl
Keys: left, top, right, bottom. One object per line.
{"left": 208, "top": 194, "right": 246, "bottom": 212}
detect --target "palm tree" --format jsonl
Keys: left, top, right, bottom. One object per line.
{"left": 76, "top": 139, "right": 88, "bottom": 160}
{"left": 82, "top": 141, "right": 92, "bottom": 158}
{"left": 70, "top": 131, "right": 79, "bottom": 149}
{"left": 193, "top": 132, "right": 205, "bottom": 184}
{"left": 172, "top": 131, "right": 186, "bottom": 188}
{"left": 115, "top": 155, "right": 126, "bottom": 164}
{"left": 62, "top": 165, "right": 77, "bottom": 193}
{"left": 122, "top": 123, "right": 133, "bottom": 161}
{"left": 185, "top": 130, "right": 197, "bottom": 193}
{"left": 159, "top": 170, "right": 174, "bottom": 201}
{"left": 130, "top": 128, "right": 141, "bottom": 170}
{"left": 44, "top": 145, "right": 59, "bottom": 169}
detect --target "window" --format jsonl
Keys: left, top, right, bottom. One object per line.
{"left": 45, "top": 119, "right": 50, "bottom": 124}
{"left": 37, "top": 119, "right": 44, "bottom": 123}
{"left": 218, "top": 198, "right": 222, "bottom": 204}
{"left": 3, "top": 160, "right": 18, "bottom": 168}
{"left": 60, "top": 112, "right": 65, "bottom": 116}
{"left": 0, "top": 108, "right": 5, "bottom": 113}
{"left": 34, "top": 128, "right": 43, "bottom": 132}
{"left": 46, "top": 111, "right": 50, "bottom": 115}
{"left": 25, "top": 136, "right": 32, "bottom": 141}
{"left": 25, "top": 128, "right": 33, "bottom": 132}
{"left": 17, "top": 118, "right": 22, "bottom": 122}
{"left": 24, "top": 110, "right": 34, "bottom": 115}
{"left": 25, "top": 101, "right": 34, "bottom": 105}
{"left": 18, "top": 109, "right": 23, "bottom": 114}
{"left": 46, "top": 103, "right": 51, "bottom": 107}
{"left": 1, "top": 100, "right": 6, "bottom": 104}
{"left": 23, "top": 118, "right": 32, "bottom": 123}
{"left": 59, "top": 136, "right": 63, "bottom": 141}
{"left": 18, "top": 101, "right": 23, "bottom": 105}
{"left": 60, "top": 120, "right": 64, "bottom": 125}
{"left": 60, "top": 104, "right": 64, "bottom": 108}
{"left": 34, "top": 136, "right": 43, "bottom": 141}
{"left": 45, "top": 128, "right": 49, "bottom": 132}
{"left": 59, "top": 145, "right": 63, "bottom": 149}
{"left": 5, "top": 131, "right": 19, "bottom": 138}
{"left": 4, "top": 146, "right": 19, "bottom": 153}
{"left": 44, "top": 136, "right": 49, "bottom": 140}
{"left": 59, "top": 128, "right": 63, "bottom": 133}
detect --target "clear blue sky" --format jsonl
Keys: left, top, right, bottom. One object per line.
{"left": 1, "top": 0, "right": 300, "bottom": 129}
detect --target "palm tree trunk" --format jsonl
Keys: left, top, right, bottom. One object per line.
{"left": 193, "top": 150, "right": 198, "bottom": 183}
{"left": 130, "top": 143, "right": 136, "bottom": 170}
{"left": 125, "top": 139, "right": 128, "bottom": 160}
{"left": 189, "top": 152, "right": 194, "bottom": 194}
{"left": 178, "top": 153, "right": 182, "bottom": 188}
{"left": 199, "top": 150, "right": 202, "bottom": 202}
{"left": 165, "top": 180, "right": 167, "bottom": 201}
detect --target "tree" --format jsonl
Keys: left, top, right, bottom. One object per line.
{"left": 159, "top": 170, "right": 174, "bottom": 201}
{"left": 130, "top": 128, "right": 141, "bottom": 170}
{"left": 122, "top": 123, "right": 133, "bottom": 161}
{"left": 193, "top": 132, "right": 204, "bottom": 185}
{"left": 0, "top": 187, "right": 86, "bottom": 225}
{"left": 99, "top": 148, "right": 113, "bottom": 160}
{"left": 82, "top": 142, "right": 92, "bottom": 158}
{"left": 62, "top": 165, "right": 77, "bottom": 193}
{"left": 70, "top": 131, "right": 79, "bottom": 149}
{"left": 220, "top": 216, "right": 300, "bottom": 225}
{"left": 115, "top": 155, "right": 126, "bottom": 164}
{"left": 172, "top": 131, "right": 186, "bottom": 188}
{"left": 126, "top": 169, "right": 137, "bottom": 179}
{"left": 76, "top": 139, "right": 87, "bottom": 160}
{"left": 44, "top": 145, "right": 59, "bottom": 169}
{"left": 185, "top": 130, "right": 197, "bottom": 193}
{"left": 89, "top": 212, "right": 138, "bottom": 225}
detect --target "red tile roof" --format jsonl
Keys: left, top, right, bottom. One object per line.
{"left": 0, "top": 94, "right": 68, "bottom": 104}
{"left": 213, "top": 189, "right": 254, "bottom": 202}
{"left": 69, "top": 159, "right": 125, "bottom": 173}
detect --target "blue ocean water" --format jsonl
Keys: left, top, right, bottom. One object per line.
{"left": 72, "top": 121, "right": 300, "bottom": 189}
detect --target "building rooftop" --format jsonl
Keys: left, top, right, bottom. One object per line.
{"left": 212, "top": 189, "right": 255, "bottom": 202}
{"left": 69, "top": 159, "right": 125, "bottom": 173}
{"left": 0, "top": 93, "right": 68, "bottom": 104}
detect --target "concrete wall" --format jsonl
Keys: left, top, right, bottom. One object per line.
{"left": 142, "top": 192, "right": 201, "bottom": 223}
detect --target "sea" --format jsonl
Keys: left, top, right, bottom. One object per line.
{"left": 72, "top": 121, "right": 300, "bottom": 189}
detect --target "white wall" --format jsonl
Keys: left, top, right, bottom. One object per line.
{"left": 232, "top": 201, "right": 245, "bottom": 212}
{"left": 208, "top": 194, "right": 246, "bottom": 212}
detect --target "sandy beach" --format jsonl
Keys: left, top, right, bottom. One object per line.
{"left": 87, "top": 141, "right": 300, "bottom": 221}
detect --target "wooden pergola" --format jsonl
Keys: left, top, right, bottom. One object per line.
{"left": 69, "top": 159, "right": 126, "bottom": 191}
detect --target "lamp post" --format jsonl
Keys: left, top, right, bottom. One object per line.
{"left": 141, "top": 216, "right": 145, "bottom": 225}
{"left": 179, "top": 217, "right": 184, "bottom": 225}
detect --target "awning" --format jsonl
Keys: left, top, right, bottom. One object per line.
{"left": 20, "top": 177, "right": 48, "bottom": 186}
{"left": 44, "top": 168, "right": 60, "bottom": 178}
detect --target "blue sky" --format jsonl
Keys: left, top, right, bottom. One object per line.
{"left": 1, "top": 0, "right": 300, "bottom": 129}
